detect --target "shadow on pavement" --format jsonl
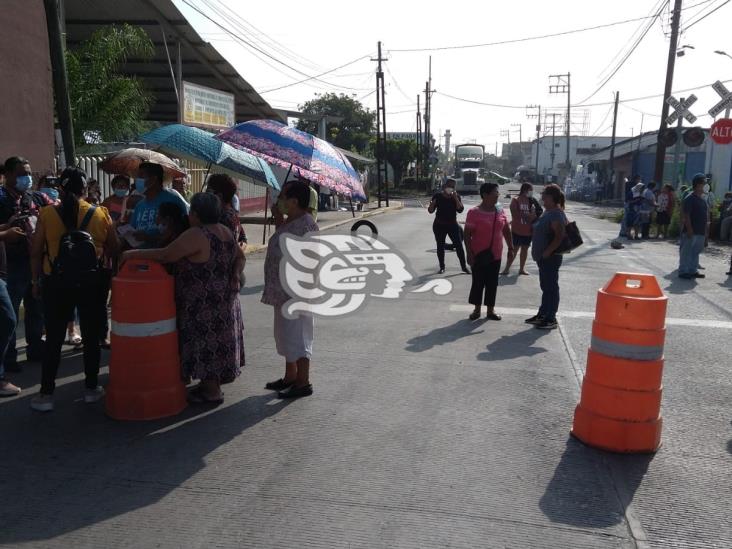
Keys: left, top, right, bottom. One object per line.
{"left": 540, "top": 437, "right": 653, "bottom": 529}
{"left": 0, "top": 387, "right": 290, "bottom": 544}
{"left": 405, "top": 318, "right": 484, "bottom": 353}
{"left": 477, "top": 327, "right": 549, "bottom": 361}
{"left": 663, "top": 271, "right": 698, "bottom": 294}
{"left": 727, "top": 439, "right": 732, "bottom": 455}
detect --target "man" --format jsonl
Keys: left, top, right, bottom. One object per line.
{"left": 0, "top": 157, "right": 53, "bottom": 371}
{"left": 428, "top": 178, "right": 469, "bottom": 274}
{"left": 678, "top": 173, "right": 708, "bottom": 280}
{"left": 172, "top": 175, "right": 192, "bottom": 203}
{"left": 130, "top": 162, "right": 189, "bottom": 247}
{"left": 639, "top": 181, "right": 657, "bottom": 240}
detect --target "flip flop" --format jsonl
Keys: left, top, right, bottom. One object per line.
{"left": 187, "top": 385, "right": 223, "bottom": 405}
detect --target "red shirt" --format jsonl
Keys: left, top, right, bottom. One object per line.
{"left": 509, "top": 195, "right": 536, "bottom": 237}
{"left": 465, "top": 207, "right": 508, "bottom": 257}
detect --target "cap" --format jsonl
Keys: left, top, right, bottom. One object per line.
{"left": 692, "top": 173, "right": 707, "bottom": 185}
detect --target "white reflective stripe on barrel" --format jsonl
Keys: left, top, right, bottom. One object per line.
{"left": 591, "top": 336, "right": 663, "bottom": 361}
{"left": 111, "top": 317, "right": 176, "bottom": 338}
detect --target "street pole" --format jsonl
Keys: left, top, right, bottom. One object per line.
{"left": 672, "top": 97, "right": 684, "bottom": 188}
{"left": 372, "top": 41, "right": 388, "bottom": 207}
{"left": 526, "top": 105, "right": 541, "bottom": 175}
{"left": 608, "top": 92, "right": 620, "bottom": 199}
{"left": 44, "top": 0, "right": 76, "bottom": 166}
{"left": 416, "top": 95, "right": 422, "bottom": 184}
{"left": 566, "top": 72, "right": 571, "bottom": 173}
{"left": 550, "top": 113, "right": 557, "bottom": 174}
{"left": 549, "top": 73, "right": 571, "bottom": 179}
{"left": 654, "top": 0, "right": 683, "bottom": 184}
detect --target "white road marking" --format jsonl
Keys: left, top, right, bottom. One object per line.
{"left": 448, "top": 305, "right": 732, "bottom": 329}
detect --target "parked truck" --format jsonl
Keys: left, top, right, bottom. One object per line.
{"left": 453, "top": 144, "right": 485, "bottom": 194}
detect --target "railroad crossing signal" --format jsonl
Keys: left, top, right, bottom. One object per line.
{"left": 665, "top": 95, "right": 698, "bottom": 125}
{"left": 708, "top": 80, "right": 732, "bottom": 118}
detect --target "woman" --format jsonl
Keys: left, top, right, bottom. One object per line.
{"left": 655, "top": 184, "right": 675, "bottom": 239}
{"left": 262, "top": 181, "right": 319, "bottom": 399}
{"left": 464, "top": 183, "right": 514, "bottom": 321}
{"left": 526, "top": 184, "right": 567, "bottom": 331}
{"left": 101, "top": 175, "right": 131, "bottom": 223}
{"left": 123, "top": 193, "right": 244, "bottom": 404}
{"left": 206, "top": 173, "right": 248, "bottom": 248}
{"left": 502, "top": 183, "right": 536, "bottom": 275}
{"left": 428, "top": 178, "right": 469, "bottom": 274}
{"left": 29, "top": 167, "right": 118, "bottom": 412}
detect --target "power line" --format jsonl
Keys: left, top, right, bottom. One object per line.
{"left": 682, "top": 0, "right": 731, "bottom": 30}
{"left": 180, "top": 0, "right": 369, "bottom": 92}
{"left": 589, "top": 103, "right": 616, "bottom": 135}
{"left": 577, "top": 0, "right": 669, "bottom": 105}
{"left": 388, "top": 13, "right": 671, "bottom": 53}
{"left": 385, "top": 65, "right": 415, "bottom": 104}
{"left": 260, "top": 55, "right": 372, "bottom": 93}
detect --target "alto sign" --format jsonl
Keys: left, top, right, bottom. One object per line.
{"left": 710, "top": 119, "right": 732, "bottom": 145}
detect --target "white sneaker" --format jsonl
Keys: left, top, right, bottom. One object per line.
{"left": 0, "top": 380, "right": 21, "bottom": 397}
{"left": 84, "top": 386, "right": 105, "bottom": 404}
{"left": 30, "top": 394, "right": 54, "bottom": 412}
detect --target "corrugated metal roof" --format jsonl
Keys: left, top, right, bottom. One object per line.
{"left": 63, "top": 0, "right": 282, "bottom": 123}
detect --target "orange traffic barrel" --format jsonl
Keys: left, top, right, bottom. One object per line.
{"left": 105, "top": 260, "right": 187, "bottom": 420}
{"left": 571, "top": 272, "right": 668, "bottom": 453}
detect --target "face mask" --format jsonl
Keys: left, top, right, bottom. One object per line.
{"left": 40, "top": 187, "right": 59, "bottom": 201}
{"left": 113, "top": 188, "right": 128, "bottom": 198}
{"left": 232, "top": 194, "right": 240, "bottom": 212}
{"left": 135, "top": 178, "right": 147, "bottom": 194}
{"left": 445, "top": 187, "right": 455, "bottom": 195}
{"left": 527, "top": 191, "right": 534, "bottom": 198}
{"left": 15, "top": 175, "right": 32, "bottom": 192}
{"left": 277, "top": 197, "right": 289, "bottom": 216}
{"left": 703, "top": 184, "right": 710, "bottom": 194}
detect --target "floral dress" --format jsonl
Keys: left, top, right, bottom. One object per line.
{"left": 175, "top": 227, "right": 244, "bottom": 383}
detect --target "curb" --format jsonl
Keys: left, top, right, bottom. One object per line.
{"left": 243, "top": 203, "right": 404, "bottom": 255}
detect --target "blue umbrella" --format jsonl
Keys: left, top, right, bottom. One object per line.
{"left": 140, "top": 124, "right": 280, "bottom": 191}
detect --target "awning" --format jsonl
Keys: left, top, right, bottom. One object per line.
{"left": 63, "top": 0, "right": 282, "bottom": 123}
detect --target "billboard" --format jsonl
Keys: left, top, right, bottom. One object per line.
{"left": 182, "top": 81, "right": 235, "bottom": 129}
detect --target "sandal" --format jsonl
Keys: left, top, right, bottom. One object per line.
{"left": 265, "top": 378, "right": 294, "bottom": 391}
{"left": 187, "top": 385, "right": 223, "bottom": 405}
{"left": 486, "top": 313, "right": 502, "bottom": 321}
{"left": 468, "top": 310, "right": 481, "bottom": 321}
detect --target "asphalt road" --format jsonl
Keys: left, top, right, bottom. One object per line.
{"left": 1, "top": 189, "right": 730, "bottom": 548}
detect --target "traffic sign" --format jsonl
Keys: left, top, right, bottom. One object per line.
{"left": 710, "top": 118, "right": 732, "bottom": 145}
{"left": 665, "top": 95, "right": 698, "bottom": 125}
{"left": 708, "top": 81, "right": 732, "bottom": 118}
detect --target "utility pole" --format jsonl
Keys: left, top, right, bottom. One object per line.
{"left": 549, "top": 73, "right": 571, "bottom": 178}
{"left": 44, "top": 0, "right": 76, "bottom": 166}
{"left": 511, "top": 123, "right": 522, "bottom": 165}
{"left": 608, "top": 92, "right": 620, "bottom": 199}
{"left": 546, "top": 113, "right": 559, "bottom": 175}
{"left": 423, "top": 56, "right": 433, "bottom": 191}
{"left": 526, "top": 105, "right": 541, "bottom": 174}
{"left": 416, "top": 94, "right": 422, "bottom": 183}
{"left": 372, "top": 41, "right": 388, "bottom": 207}
{"left": 654, "top": 0, "right": 683, "bottom": 184}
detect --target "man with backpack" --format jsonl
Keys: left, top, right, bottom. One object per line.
{"left": 0, "top": 157, "right": 54, "bottom": 373}
{"left": 28, "top": 167, "right": 118, "bottom": 412}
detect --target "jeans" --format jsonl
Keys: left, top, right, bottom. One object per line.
{"left": 6, "top": 258, "right": 44, "bottom": 367}
{"left": 433, "top": 221, "right": 467, "bottom": 269}
{"left": 538, "top": 255, "right": 563, "bottom": 321}
{"left": 678, "top": 234, "right": 705, "bottom": 276}
{"left": 0, "top": 279, "right": 17, "bottom": 380}
{"left": 468, "top": 251, "right": 501, "bottom": 308}
{"left": 40, "top": 275, "right": 103, "bottom": 395}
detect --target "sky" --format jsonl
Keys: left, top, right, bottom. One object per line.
{"left": 173, "top": 0, "right": 732, "bottom": 154}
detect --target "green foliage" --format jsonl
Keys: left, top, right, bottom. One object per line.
{"left": 66, "top": 24, "right": 154, "bottom": 146}
{"left": 296, "top": 93, "right": 375, "bottom": 154}
{"left": 384, "top": 139, "right": 419, "bottom": 185}
{"left": 613, "top": 209, "right": 624, "bottom": 223}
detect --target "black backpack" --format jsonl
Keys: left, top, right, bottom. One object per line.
{"left": 51, "top": 206, "right": 100, "bottom": 286}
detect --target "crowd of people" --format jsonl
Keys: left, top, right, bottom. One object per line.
{"left": 0, "top": 155, "right": 320, "bottom": 409}
{"left": 429, "top": 179, "right": 568, "bottom": 330}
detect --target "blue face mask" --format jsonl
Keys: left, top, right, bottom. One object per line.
{"left": 15, "top": 175, "right": 32, "bottom": 192}
{"left": 40, "top": 187, "right": 59, "bottom": 201}
{"left": 135, "top": 178, "right": 147, "bottom": 194}
{"left": 113, "top": 188, "right": 128, "bottom": 198}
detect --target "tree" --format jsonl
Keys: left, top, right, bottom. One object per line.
{"left": 384, "top": 139, "right": 418, "bottom": 185}
{"left": 66, "top": 24, "right": 154, "bottom": 146}
{"left": 296, "top": 93, "right": 375, "bottom": 154}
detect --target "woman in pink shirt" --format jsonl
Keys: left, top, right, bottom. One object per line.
{"left": 464, "top": 183, "right": 515, "bottom": 321}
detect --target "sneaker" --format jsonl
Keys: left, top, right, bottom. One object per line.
{"left": 30, "top": 394, "right": 54, "bottom": 412}
{"left": 524, "top": 314, "right": 544, "bottom": 325}
{"left": 84, "top": 386, "right": 105, "bottom": 404}
{"left": 0, "top": 380, "right": 21, "bottom": 397}
{"left": 536, "top": 319, "right": 558, "bottom": 330}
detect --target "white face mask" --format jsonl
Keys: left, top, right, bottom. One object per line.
{"left": 703, "top": 184, "right": 710, "bottom": 194}
{"left": 527, "top": 191, "right": 534, "bottom": 198}
{"left": 445, "top": 187, "right": 455, "bottom": 195}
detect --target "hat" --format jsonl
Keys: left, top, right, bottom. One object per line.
{"left": 692, "top": 173, "right": 707, "bottom": 185}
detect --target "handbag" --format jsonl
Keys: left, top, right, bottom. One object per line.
{"left": 554, "top": 220, "right": 583, "bottom": 255}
